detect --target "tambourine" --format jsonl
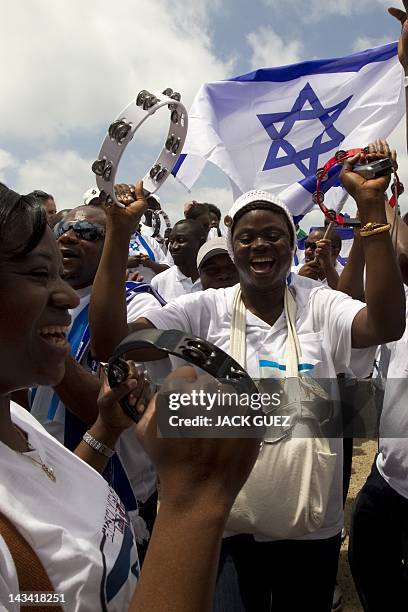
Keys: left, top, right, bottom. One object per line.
{"left": 107, "top": 329, "right": 258, "bottom": 422}
{"left": 313, "top": 148, "right": 401, "bottom": 225}
{"left": 92, "top": 88, "right": 188, "bottom": 207}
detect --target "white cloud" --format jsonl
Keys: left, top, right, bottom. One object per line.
{"left": 352, "top": 36, "right": 391, "bottom": 53}
{"left": 188, "top": 186, "right": 234, "bottom": 215}
{"left": 153, "top": 170, "right": 233, "bottom": 223}
{"left": 13, "top": 150, "right": 94, "bottom": 210}
{"left": 0, "top": 149, "right": 17, "bottom": 171}
{"left": 0, "top": 149, "right": 18, "bottom": 182}
{"left": 247, "top": 27, "right": 303, "bottom": 69}
{"left": 0, "top": 0, "right": 233, "bottom": 145}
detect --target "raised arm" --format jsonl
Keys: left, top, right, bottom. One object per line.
{"left": 129, "top": 367, "right": 261, "bottom": 612}
{"left": 89, "top": 182, "right": 153, "bottom": 361}
{"left": 315, "top": 238, "right": 340, "bottom": 289}
{"left": 340, "top": 142, "right": 406, "bottom": 348}
{"left": 337, "top": 230, "right": 366, "bottom": 301}
{"left": 53, "top": 355, "right": 101, "bottom": 426}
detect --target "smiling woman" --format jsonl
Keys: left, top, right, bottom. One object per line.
{"left": 89, "top": 153, "right": 406, "bottom": 610}
{"left": 0, "top": 184, "right": 77, "bottom": 389}
{"left": 0, "top": 182, "right": 141, "bottom": 610}
{"left": 0, "top": 181, "right": 263, "bottom": 612}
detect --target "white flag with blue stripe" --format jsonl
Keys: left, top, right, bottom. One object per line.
{"left": 172, "top": 42, "right": 404, "bottom": 218}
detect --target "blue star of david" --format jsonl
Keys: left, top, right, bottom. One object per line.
{"left": 257, "top": 82, "right": 352, "bottom": 178}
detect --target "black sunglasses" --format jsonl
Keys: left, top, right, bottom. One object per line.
{"left": 54, "top": 220, "right": 105, "bottom": 242}
{"left": 305, "top": 241, "right": 336, "bottom": 250}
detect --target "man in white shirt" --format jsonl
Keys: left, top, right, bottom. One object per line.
{"left": 151, "top": 219, "right": 206, "bottom": 301}
{"left": 197, "top": 237, "right": 239, "bottom": 290}
{"left": 348, "top": 283, "right": 408, "bottom": 611}
{"left": 348, "top": 189, "right": 408, "bottom": 609}
{"left": 294, "top": 227, "right": 343, "bottom": 289}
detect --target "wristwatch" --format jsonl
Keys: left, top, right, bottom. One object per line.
{"left": 82, "top": 432, "right": 115, "bottom": 458}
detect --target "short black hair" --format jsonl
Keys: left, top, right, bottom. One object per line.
{"left": 309, "top": 226, "right": 341, "bottom": 250}
{"left": 185, "top": 202, "right": 210, "bottom": 220}
{"left": 0, "top": 183, "right": 47, "bottom": 258}
{"left": 232, "top": 201, "right": 295, "bottom": 248}
{"left": 30, "top": 189, "right": 54, "bottom": 203}
{"left": 170, "top": 219, "right": 206, "bottom": 243}
{"left": 206, "top": 203, "right": 221, "bottom": 221}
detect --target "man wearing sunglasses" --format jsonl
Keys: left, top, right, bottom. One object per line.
{"left": 31, "top": 204, "right": 168, "bottom": 557}
{"left": 294, "top": 227, "right": 343, "bottom": 290}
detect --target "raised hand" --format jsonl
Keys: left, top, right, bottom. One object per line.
{"left": 297, "top": 260, "right": 321, "bottom": 280}
{"left": 103, "top": 180, "right": 148, "bottom": 236}
{"left": 126, "top": 268, "right": 145, "bottom": 282}
{"left": 340, "top": 139, "right": 396, "bottom": 207}
{"left": 314, "top": 238, "right": 334, "bottom": 270}
{"left": 389, "top": 1, "right": 408, "bottom": 73}
{"left": 135, "top": 366, "right": 261, "bottom": 512}
{"left": 97, "top": 361, "right": 151, "bottom": 433}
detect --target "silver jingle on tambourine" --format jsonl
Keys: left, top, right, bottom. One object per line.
{"left": 92, "top": 88, "right": 188, "bottom": 206}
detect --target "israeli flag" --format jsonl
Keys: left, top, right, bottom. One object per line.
{"left": 173, "top": 42, "right": 404, "bottom": 218}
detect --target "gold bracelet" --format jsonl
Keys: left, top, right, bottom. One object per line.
{"left": 360, "top": 222, "right": 391, "bottom": 237}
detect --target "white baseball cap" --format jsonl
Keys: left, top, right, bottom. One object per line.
{"left": 197, "top": 236, "right": 230, "bottom": 270}
{"left": 83, "top": 187, "right": 101, "bottom": 205}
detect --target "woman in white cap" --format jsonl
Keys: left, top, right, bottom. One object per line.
{"left": 89, "top": 150, "right": 405, "bottom": 611}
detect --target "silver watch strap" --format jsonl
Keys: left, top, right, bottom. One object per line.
{"left": 82, "top": 432, "right": 115, "bottom": 458}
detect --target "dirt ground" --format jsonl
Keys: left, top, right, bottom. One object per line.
{"left": 338, "top": 439, "right": 377, "bottom": 611}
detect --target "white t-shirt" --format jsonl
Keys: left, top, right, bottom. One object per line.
{"left": 0, "top": 402, "right": 138, "bottom": 611}
{"left": 376, "top": 285, "right": 408, "bottom": 499}
{"left": 128, "top": 233, "right": 171, "bottom": 283}
{"left": 291, "top": 260, "right": 344, "bottom": 286}
{"left": 143, "top": 274, "right": 375, "bottom": 540}
{"left": 31, "top": 285, "right": 166, "bottom": 503}
{"left": 151, "top": 266, "right": 202, "bottom": 302}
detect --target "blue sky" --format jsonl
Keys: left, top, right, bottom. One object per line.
{"left": 0, "top": 0, "right": 406, "bottom": 230}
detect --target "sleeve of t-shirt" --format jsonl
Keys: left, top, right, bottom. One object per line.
{"left": 142, "top": 293, "right": 201, "bottom": 334}
{"left": 126, "top": 292, "right": 163, "bottom": 323}
{"left": 311, "top": 288, "right": 375, "bottom": 377}
{"left": 150, "top": 274, "right": 160, "bottom": 292}
{"left": 148, "top": 238, "right": 171, "bottom": 266}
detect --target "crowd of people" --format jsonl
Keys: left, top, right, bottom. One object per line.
{"left": 2, "top": 4, "right": 408, "bottom": 612}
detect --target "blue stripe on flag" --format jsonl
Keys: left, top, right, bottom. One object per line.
{"left": 171, "top": 153, "right": 187, "bottom": 177}
{"left": 230, "top": 43, "right": 397, "bottom": 83}
{"left": 309, "top": 225, "right": 354, "bottom": 240}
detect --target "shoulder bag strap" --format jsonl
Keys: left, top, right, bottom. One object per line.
{"left": 0, "top": 511, "right": 63, "bottom": 611}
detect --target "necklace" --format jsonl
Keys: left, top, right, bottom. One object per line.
{"left": 14, "top": 426, "right": 56, "bottom": 483}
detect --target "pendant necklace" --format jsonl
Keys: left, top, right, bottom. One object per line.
{"left": 14, "top": 426, "right": 56, "bottom": 482}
